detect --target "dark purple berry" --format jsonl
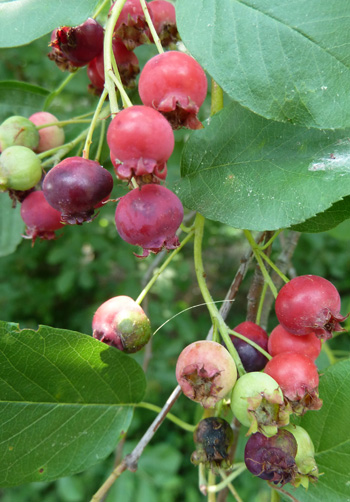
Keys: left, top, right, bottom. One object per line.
{"left": 230, "top": 321, "right": 269, "bottom": 372}
{"left": 49, "top": 18, "right": 104, "bottom": 67}
{"left": 244, "top": 430, "right": 298, "bottom": 486}
{"left": 42, "top": 157, "right": 113, "bottom": 224}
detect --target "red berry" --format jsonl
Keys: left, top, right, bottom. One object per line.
{"left": 115, "top": 184, "right": 183, "bottom": 257}
{"left": 176, "top": 341, "right": 237, "bottom": 408}
{"left": 110, "top": 0, "right": 153, "bottom": 50}
{"left": 42, "top": 157, "right": 113, "bottom": 225}
{"left": 268, "top": 324, "right": 321, "bottom": 361}
{"left": 87, "top": 39, "right": 139, "bottom": 93}
{"left": 92, "top": 295, "right": 151, "bottom": 353}
{"left": 275, "top": 275, "right": 347, "bottom": 340}
{"left": 244, "top": 430, "right": 298, "bottom": 486}
{"left": 29, "top": 112, "right": 65, "bottom": 153}
{"left": 107, "top": 105, "right": 174, "bottom": 182}
{"left": 230, "top": 321, "right": 268, "bottom": 372}
{"left": 264, "top": 352, "right": 322, "bottom": 414}
{"left": 138, "top": 51, "right": 208, "bottom": 129}
{"left": 148, "top": 0, "right": 179, "bottom": 47}
{"left": 20, "top": 190, "right": 64, "bottom": 243}
{"left": 50, "top": 18, "right": 104, "bottom": 67}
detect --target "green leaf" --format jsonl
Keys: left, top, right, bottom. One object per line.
{"left": 0, "top": 193, "right": 24, "bottom": 257}
{"left": 284, "top": 360, "right": 350, "bottom": 502}
{"left": 0, "top": 0, "right": 99, "bottom": 48}
{"left": 291, "top": 197, "right": 350, "bottom": 233}
{"left": 0, "top": 81, "right": 49, "bottom": 122}
{"left": 0, "top": 320, "right": 146, "bottom": 487}
{"left": 177, "top": 102, "right": 350, "bottom": 231}
{"left": 176, "top": 0, "right": 350, "bottom": 129}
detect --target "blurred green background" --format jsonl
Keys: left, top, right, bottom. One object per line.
{"left": 0, "top": 31, "right": 350, "bottom": 502}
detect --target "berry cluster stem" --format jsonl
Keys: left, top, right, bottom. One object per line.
{"left": 139, "top": 0, "right": 164, "bottom": 54}
{"left": 83, "top": 88, "right": 108, "bottom": 159}
{"left": 194, "top": 213, "right": 245, "bottom": 376}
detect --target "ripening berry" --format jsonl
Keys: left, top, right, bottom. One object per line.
{"left": 42, "top": 157, "right": 113, "bottom": 224}
{"left": 176, "top": 340, "right": 237, "bottom": 408}
{"left": 92, "top": 296, "right": 151, "bottom": 353}
{"left": 115, "top": 184, "right": 183, "bottom": 257}
{"left": 107, "top": 105, "right": 174, "bottom": 182}
{"left": 275, "top": 275, "right": 347, "bottom": 340}
{"left": 110, "top": 0, "right": 153, "bottom": 50}
{"left": 20, "top": 190, "right": 64, "bottom": 243}
{"left": 29, "top": 112, "right": 65, "bottom": 153}
{"left": 264, "top": 352, "right": 322, "bottom": 415}
{"left": 49, "top": 18, "right": 104, "bottom": 67}
{"left": 268, "top": 324, "right": 321, "bottom": 361}
{"left": 138, "top": 51, "right": 208, "bottom": 129}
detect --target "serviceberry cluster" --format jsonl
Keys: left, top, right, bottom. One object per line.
{"left": 175, "top": 274, "right": 347, "bottom": 489}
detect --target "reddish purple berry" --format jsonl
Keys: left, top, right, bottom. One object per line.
{"left": 268, "top": 324, "right": 321, "bottom": 361}
{"left": 49, "top": 18, "right": 104, "bottom": 68}
{"left": 148, "top": 0, "right": 179, "bottom": 47}
{"left": 110, "top": 0, "right": 153, "bottom": 50}
{"left": 87, "top": 39, "right": 139, "bottom": 93}
{"left": 264, "top": 352, "right": 322, "bottom": 415}
{"left": 92, "top": 295, "right": 151, "bottom": 353}
{"left": 138, "top": 51, "right": 208, "bottom": 129}
{"left": 20, "top": 190, "right": 64, "bottom": 243}
{"left": 230, "top": 321, "right": 269, "bottom": 372}
{"left": 191, "top": 417, "right": 234, "bottom": 470}
{"left": 29, "top": 112, "right": 65, "bottom": 153}
{"left": 107, "top": 105, "right": 174, "bottom": 183}
{"left": 175, "top": 340, "right": 237, "bottom": 408}
{"left": 244, "top": 430, "right": 298, "bottom": 486}
{"left": 42, "top": 157, "right": 113, "bottom": 224}
{"left": 115, "top": 184, "right": 183, "bottom": 257}
{"left": 275, "top": 275, "right": 347, "bottom": 340}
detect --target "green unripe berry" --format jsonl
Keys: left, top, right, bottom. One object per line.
{"left": 0, "top": 116, "right": 40, "bottom": 153}
{"left": 0, "top": 146, "right": 42, "bottom": 191}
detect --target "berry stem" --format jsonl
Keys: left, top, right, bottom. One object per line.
{"left": 83, "top": 88, "right": 108, "bottom": 159}
{"left": 135, "top": 402, "right": 196, "bottom": 431}
{"left": 206, "top": 465, "right": 246, "bottom": 493}
{"left": 95, "top": 119, "right": 106, "bottom": 162}
{"left": 104, "top": 0, "right": 127, "bottom": 116}
{"left": 92, "top": 0, "right": 111, "bottom": 19}
{"left": 194, "top": 213, "right": 245, "bottom": 376}
{"left": 35, "top": 119, "right": 92, "bottom": 129}
{"left": 256, "top": 280, "right": 268, "bottom": 325}
{"left": 229, "top": 329, "right": 272, "bottom": 360}
{"left": 43, "top": 71, "right": 79, "bottom": 110}
{"left": 135, "top": 230, "right": 195, "bottom": 305}
{"left": 243, "top": 230, "right": 278, "bottom": 299}
{"left": 259, "top": 249, "right": 290, "bottom": 284}
{"left": 39, "top": 127, "right": 90, "bottom": 166}
{"left": 260, "top": 229, "right": 282, "bottom": 250}
{"left": 110, "top": 55, "right": 133, "bottom": 108}
{"left": 207, "top": 470, "right": 216, "bottom": 502}
{"left": 139, "top": 0, "right": 164, "bottom": 54}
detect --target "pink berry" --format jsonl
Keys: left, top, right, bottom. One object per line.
{"left": 107, "top": 105, "right": 174, "bottom": 182}
{"left": 42, "top": 157, "right": 113, "bottom": 224}
{"left": 87, "top": 39, "right": 139, "bottom": 93}
{"left": 115, "top": 184, "right": 183, "bottom": 257}
{"left": 264, "top": 352, "right": 322, "bottom": 415}
{"left": 148, "top": 0, "right": 179, "bottom": 47}
{"left": 275, "top": 275, "right": 347, "bottom": 340}
{"left": 20, "top": 190, "right": 64, "bottom": 243}
{"left": 110, "top": 0, "right": 153, "bottom": 50}
{"left": 268, "top": 324, "right": 322, "bottom": 361}
{"left": 176, "top": 340, "right": 237, "bottom": 408}
{"left": 138, "top": 51, "right": 208, "bottom": 129}
{"left": 92, "top": 296, "right": 151, "bottom": 353}
{"left": 29, "top": 112, "right": 65, "bottom": 153}
{"left": 50, "top": 18, "right": 104, "bottom": 67}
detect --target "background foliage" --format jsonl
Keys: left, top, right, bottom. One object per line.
{"left": 0, "top": 1, "right": 350, "bottom": 501}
